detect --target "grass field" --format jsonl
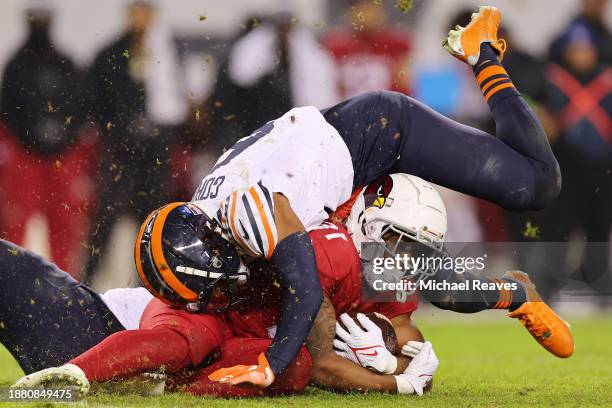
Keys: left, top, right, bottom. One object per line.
{"left": 1, "top": 311, "right": 611, "bottom": 407}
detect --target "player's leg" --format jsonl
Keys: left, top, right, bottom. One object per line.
{"left": 178, "top": 338, "right": 312, "bottom": 397}
{"left": 68, "top": 328, "right": 192, "bottom": 381}
{"left": 420, "top": 266, "right": 523, "bottom": 313}
{"left": 424, "top": 5, "right": 560, "bottom": 210}
{"left": 13, "top": 299, "right": 231, "bottom": 394}
{"left": 0, "top": 240, "right": 124, "bottom": 373}
{"left": 67, "top": 299, "right": 230, "bottom": 382}
{"left": 395, "top": 81, "right": 559, "bottom": 211}
{"left": 326, "top": 87, "right": 559, "bottom": 212}
{"left": 419, "top": 264, "right": 574, "bottom": 358}
{"left": 323, "top": 10, "right": 559, "bottom": 211}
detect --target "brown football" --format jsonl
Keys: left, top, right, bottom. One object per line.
{"left": 337, "top": 312, "right": 399, "bottom": 355}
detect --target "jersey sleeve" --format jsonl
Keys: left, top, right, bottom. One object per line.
{"left": 309, "top": 237, "right": 336, "bottom": 298}
{"left": 220, "top": 181, "right": 279, "bottom": 259}
{"left": 309, "top": 222, "right": 354, "bottom": 298}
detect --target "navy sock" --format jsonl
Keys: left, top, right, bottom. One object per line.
{"left": 420, "top": 270, "right": 526, "bottom": 313}
{"left": 504, "top": 278, "right": 527, "bottom": 311}
{"left": 472, "top": 43, "right": 520, "bottom": 109}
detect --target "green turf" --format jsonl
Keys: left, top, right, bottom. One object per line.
{"left": 1, "top": 313, "right": 611, "bottom": 407}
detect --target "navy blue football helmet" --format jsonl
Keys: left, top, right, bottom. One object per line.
{"left": 135, "top": 202, "right": 250, "bottom": 311}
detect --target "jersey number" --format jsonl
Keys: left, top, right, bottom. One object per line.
{"left": 314, "top": 223, "right": 348, "bottom": 241}
{"left": 325, "top": 232, "right": 347, "bottom": 241}
{"left": 195, "top": 176, "right": 225, "bottom": 200}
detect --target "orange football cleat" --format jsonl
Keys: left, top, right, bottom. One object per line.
{"left": 208, "top": 352, "right": 275, "bottom": 388}
{"left": 505, "top": 271, "right": 574, "bottom": 358}
{"left": 443, "top": 6, "right": 507, "bottom": 66}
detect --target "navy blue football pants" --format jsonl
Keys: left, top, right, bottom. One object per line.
{"left": 0, "top": 240, "right": 124, "bottom": 373}
{"left": 324, "top": 90, "right": 560, "bottom": 211}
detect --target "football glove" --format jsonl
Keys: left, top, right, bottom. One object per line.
{"left": 334, "top": 313, "right": 398, "bottom": 374}
{"left": 208, "top": 352, "right": 274, "bottom": 388}
{"left": 394, "top": 341, "right": 439, "bottom": 395}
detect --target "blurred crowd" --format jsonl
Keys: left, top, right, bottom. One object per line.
{"left": 0, "top": 0, "right": 610, "bottom": 302}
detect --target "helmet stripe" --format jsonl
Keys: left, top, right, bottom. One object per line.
{"left": 135, "top": 209, "right": 164, "bottom": 300}
{"left": 150, "top": 202, "right": 199, "bottom": 302}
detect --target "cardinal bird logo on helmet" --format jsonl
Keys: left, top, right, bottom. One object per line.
{"left": 364, "top": 176, "right": 394, "bottom": 209}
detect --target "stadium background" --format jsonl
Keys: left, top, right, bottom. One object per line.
{"left": 0, "top": 0, "right": 610, "bottom": 406}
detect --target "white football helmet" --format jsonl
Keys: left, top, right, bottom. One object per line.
{"left": 346, "top": 173, "right": 447, "bottom": 281}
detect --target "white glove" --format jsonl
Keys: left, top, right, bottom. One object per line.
{"left": 332, "top": 335, "right": 359, "bottom": 364}
{"left": 401, "top": 340, "right": 427, "bottom": 358}
{"left": 333, "top": 313, "right": 398, "bottom": 374}
{"left": 394, "top": 341, "right": 439, "bottom": 396}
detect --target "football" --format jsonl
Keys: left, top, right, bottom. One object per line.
{"left": 338, "top": 312, "right": 399, "bottom": 355}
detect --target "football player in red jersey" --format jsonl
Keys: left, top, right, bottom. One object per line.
{"left": 15, "top": 170, "right": 575, "bottom": 395}
{"left": 157, "top": 219, "right": 436, "bottom": 398}
{"left": 15, "top": 220, "right": 435, "bottom": 397}
{"left": 344, "top": 173, "right": 573, "bottom": 360}
{"left": 13, "top": 174, "right": 439, "bottom": 397}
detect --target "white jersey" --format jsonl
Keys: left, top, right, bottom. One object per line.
{"left": 100, "top": 287, "right": 153, "bottom": 330}
{"left": 193, "top": 106, "right": 354, "bottom": 258}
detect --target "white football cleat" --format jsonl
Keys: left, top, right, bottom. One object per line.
{"left": 12, "top": 363, "right": 90, "bottom": 397}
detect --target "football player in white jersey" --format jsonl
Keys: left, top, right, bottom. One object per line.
{"left": 129, "top": 7, "right": 563, "bottom": 388}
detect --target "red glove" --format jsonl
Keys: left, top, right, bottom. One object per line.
{"left": 208, "top": 353, "right": 275, "bottom": 388}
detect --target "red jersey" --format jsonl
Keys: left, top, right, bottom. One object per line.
{"left": 223, "top": 222, "right": 418, "bottom": 338}
{"left": 324, "top": 29, "right": 411, "bottom": 98}
{"left": 310, "top": 222, "right": 418, "bottom": 319}
{"left": 140, "top": 222, "right": 418, "bottom": 366}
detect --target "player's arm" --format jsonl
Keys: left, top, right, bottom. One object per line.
{"left": 210, "top": 191, "right": 323, "bottom": 387}
{"left": 392, "top": 314, "right": 425, "bottom": 350}
{"left": 266, "top": 192, "right": 324, "bottom": 374}
{"left": 307, "top": 297, "right": 398, "bottom": 392}
{"left": 333, "top": 313, "right": 438, "bottom": 395}
{"left": 306, "top": 298, "right": 438, "bottom": 394}
{"left": 380, "top": 314, "right": 425, "bottom": 375}
{"left": 324, "top": 311, "right": 426, "bottom": 377}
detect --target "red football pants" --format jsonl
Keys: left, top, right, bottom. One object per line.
{"left": 173, "top": 337, "right": 312, "bottom": 397}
